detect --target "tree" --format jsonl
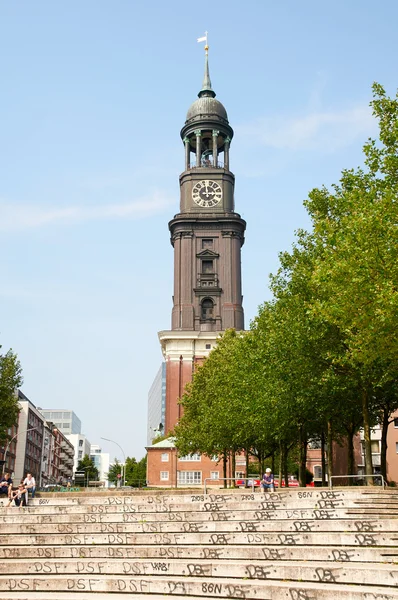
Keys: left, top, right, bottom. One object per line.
{"left": 306, "top": 84, "right": 398, "bottom": 479}
{"left": 0, "top": 347, "right": 23, "bottom": 445}
{"left": 76, "top": 455, "right": 98, "bottom": 483}
{"left": 125, "top": 456, "right": 147, "bottom": 487}
{"left": 107, "top": 458, "right": 123, "bottom": 485}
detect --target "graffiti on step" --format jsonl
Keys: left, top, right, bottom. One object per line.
{"left": 202, "top": 548, "right": 224, "bottom": 559}
{"left": 355, "top": 533, "right": 377, "bottom": 546}
{"left": 262, "top": 547, "right": 285, "bottom": 560}
{"left": 187, "top": 563, "right": 212, "bottom": 576}
{"left": 211, "top": 511, "right": 232, "bottom": 521}
{"left": 289, "top": 589, "right": 316, "bottom": 600}
{"left": 293, "top": 521, "right": 314, "bottom": 532}
{"left": 201, "top": 582, "right": 252, "bottom": 598}
{"left": 331, "top": 549, "right": 355, "bottom": 562}
{"left": 354, "top": 521, "right": 378, "bottom": 532}
{"left": 245, "top": 564, "right": 272, "bottom": 579}
{"left": 313, "top": 509, "right": 336, "bottom": 519}
{"left": 315, "top": 567, "right": 338, "bottom": 583}
{"left": 210, "top": 533, "right": 231, "bottom": 545}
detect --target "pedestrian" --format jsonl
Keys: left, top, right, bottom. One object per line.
{"left": 260, "top": 468, "right": 275, "bottom": 492}
{"left": 23, "top": 473, "right": 36, "bottom": 499}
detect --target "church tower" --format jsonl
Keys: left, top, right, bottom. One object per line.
{"left": 158, "top": 45, "right": 246, "bottom": 435}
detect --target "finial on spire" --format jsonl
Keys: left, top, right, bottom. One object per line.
{"left": 197, "top": 31, "right": 215, "bottom": 99}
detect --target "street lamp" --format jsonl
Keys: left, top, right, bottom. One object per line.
{"left": 2, "top": 427, "right": 40, "bottom": 475}
{"left": 100, "top": 437, "right": 126, "bottom": 486}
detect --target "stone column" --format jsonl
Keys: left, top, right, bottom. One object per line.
{"left": 212, "top": 130, "right": 219, "bottom": 167}
{"left": 224, "top": 136, "right": 231, "bottom": 170}
{"left": 183, "top": 137, "right": 190, "bottom": 171}
{"left": 194, "top": 129, "right": 202, "bottom": 167}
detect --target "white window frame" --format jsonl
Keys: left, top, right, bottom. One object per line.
{"left": 179, "top": 453, "right": 201, "bottom": 462}
{"left": 210, "top": 471, "right": 219, "bottom": 480}
{"left": 177, "top": 471, "right": 202, "bottom": 485}
{"left": 160, "top": 471, "right": 169, "bottom": 481}
{"left": 161, "top": 453, "right": 169, "bottom": 462}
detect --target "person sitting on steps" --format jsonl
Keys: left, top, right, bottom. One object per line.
{"left": 8, "top": 484, "right": 27, "bottom": 508}
{"left": 261, "top": 468, "right": 275, "bottom": 492}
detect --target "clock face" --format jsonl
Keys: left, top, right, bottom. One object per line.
{"left": 192, "top": 180, "right": 223, "bottom": 208}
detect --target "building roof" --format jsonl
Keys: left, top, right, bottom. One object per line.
{"left": 185, "top": 48, "right": 228, "bottom": 125}
{"left": 147, "top": 437, "right": 176, "bottom": 449}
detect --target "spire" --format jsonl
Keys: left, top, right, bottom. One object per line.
{"left": 198, "top": 42, "right": 216, "bottom": 99}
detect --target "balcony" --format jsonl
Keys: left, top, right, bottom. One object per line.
{"left": 195, "top": 273, "right": 221, "bottom": 292}
{"left": 188, "top": 161, "right": 225, "bottom": 170}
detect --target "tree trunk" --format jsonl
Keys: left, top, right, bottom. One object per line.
{"left": 271, "top": 452, "right": 275, "bottom": 477}
{"left": 283, "top": 442, "right": 289, "bottom": 488}
{"left": 298, "top": 425, "right": 307, "bottom": 487}
{"left": 321, "top": 430, "right": 326, "bottom": 487}
{"left": 380, "top": 406, "right": 389, "bottom": 484}
{"left": 278, "top": 441, "right": 283, "bottom": 490}
{"left": 327, "top": 420, "right": 333, "bottom": 484}
{"left": 223, "top": 451, "right": 227, "bottom": 488}
{"left": 362, "top": 389, "right": 374, "bottom": 484}
{"left": 347, "top": 425, "right": 355, "bottom": 477}
{"left": 231, "top": 449, "right": 236, "bottom": 488}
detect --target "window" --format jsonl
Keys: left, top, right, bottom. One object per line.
{"left": 179, "top": 453, "right": 201, "bottom": 462}
{"left": 202, "top": 239, "right": 213, "bottom": 249}
{"left": 161, "top": 453, "right": 169, "bottom": 462}
{"left": 210, "top": 471, "right": 219, "bottom": 480}
{"left": 177, "top": 471, "right": 201, "bottom": 484}
{"left": 205, "top": 344, "right": 211, "bottom": 350}
{"left": 79, "top": 440, "right": 83, "bottom": 447}
{"left": 235, "top": 471, "right": 245, "bottom": 479}
{"left": 160, "top": 471, "right": 169, "bottom": 481}
{"left": 201, "top": 298, "right": 214, "bottom": 320}
{"left": 211, "top": 455, "right": 218, "bottom": 462}
{"left": 78, "top": 451, "right": 83, "bottom": 459}
{"left": 202, "top": 260, "right": 213, "bottom": 273}
{"left": 371, "top": 440, "right": 380, "bottom": 454}
{"left": 313, "top": 465, "right": 322, "bottom": 479}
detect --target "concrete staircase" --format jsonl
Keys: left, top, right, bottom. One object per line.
{"left": 1, "top": 487, "right": 398, "bottom": 599}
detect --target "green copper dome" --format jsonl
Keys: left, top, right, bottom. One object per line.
{"left": 186, "top": 95, "right": 228, "bottom": 124}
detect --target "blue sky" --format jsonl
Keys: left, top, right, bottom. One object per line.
{"left": 1, "top": 1, "right": 397, "bottom": 462}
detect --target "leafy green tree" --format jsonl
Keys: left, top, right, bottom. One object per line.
{"left": 107, "top": 458, "right": 123, "bottom": 485}
{"left": 306, "top": 83, "right": 398, "bottom": 479}
{"left": 125, "top": 455, "right": 147, "bottom": 487}
{"left": 76, "top": 454, "right": 98, "bottom": 483}
{"left": 0, "top": 347, "right": 23, "bottom": 444}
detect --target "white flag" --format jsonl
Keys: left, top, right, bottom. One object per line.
{"left": 197, "top": 36, "right": 207, "bottom": 43}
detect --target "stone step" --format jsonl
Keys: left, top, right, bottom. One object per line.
{"left": 1, "top": 558, "right": 398, "bottom": 587}
{"left": 3, "top": 583, "right": 398, "bottom": 600}
{"left": 10, "top": 489, "right": 398, "bottom": 507}
{"left": 1, "top": 530, "right": 396, "bottom": 546}
{"left": 1, "top": 543, "right": 396, "bottom": 563}
{"left": 2, "top": 574, "right": 398, "bottom": 598}
{"left": 2, "top": 508, "right": 397, "bottom": 525}
{"left": 2, "top": 517, "right": 398, "bottom": 536}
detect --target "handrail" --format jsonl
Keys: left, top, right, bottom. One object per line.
{"left": 203, "top": 477, "right": 255, "bottom": 494}
{"left": 329, "top": 474, "right": 385, "bottom": 489}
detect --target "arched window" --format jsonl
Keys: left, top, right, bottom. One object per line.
{"left": 201, "top": 298, "right": 214, "bottom": 320}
